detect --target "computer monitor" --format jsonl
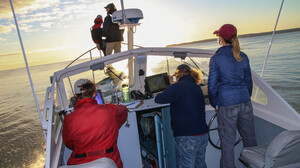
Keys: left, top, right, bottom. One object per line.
{"left": 95, "top": 89, "right": 105, "bottom": 104}
{"left": 144, "top": 73, "right": 170, "bottom": 93}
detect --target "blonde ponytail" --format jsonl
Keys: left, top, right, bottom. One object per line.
{"left": 232, "top": 35, "right": 242, "bottom": 62}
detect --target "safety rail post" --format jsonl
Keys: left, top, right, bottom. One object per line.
{"left": 154, "top": 115, "right": 167, "bottom": 168}
{"left": 89, "top": 50, "right": 95, "bottom": 82}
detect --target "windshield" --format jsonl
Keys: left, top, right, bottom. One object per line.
{"left": 62, "top": 59, "right": 129, "bottom": 107}
{"left": 146, "top": 56, "right": 210, "bottom": 85}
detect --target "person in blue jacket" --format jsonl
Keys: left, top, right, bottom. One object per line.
{"left": 155, "top": 64, "right": 208, "bottom": 168}
{"left": 208, "top": 24, "right": 257, "bottom": 168}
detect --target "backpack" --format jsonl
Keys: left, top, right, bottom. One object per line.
{"left": 91, "top": 27, "right": 106, "bottom": 53}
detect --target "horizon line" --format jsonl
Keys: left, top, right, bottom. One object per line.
{"left": 167, "top": 27, "right": 300, "bottom": 47}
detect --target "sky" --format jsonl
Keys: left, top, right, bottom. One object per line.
{"left": 0, "top": 0, "right": 300, "bottom": 71}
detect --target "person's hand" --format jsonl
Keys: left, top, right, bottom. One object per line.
{"left": 168, "top": 75, "right": 174, "bottom": 84}
{"left": 96, "top": 44, "right": 100, "bottom": 50}
{"left": 214, "top": 107, "right": 218, "bottom": 113}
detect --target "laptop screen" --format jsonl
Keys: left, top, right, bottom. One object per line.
{"left": 95, "top": 89, "right": 105, "bottom": 104}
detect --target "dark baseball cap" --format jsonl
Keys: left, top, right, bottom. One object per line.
{"left": 213, "top": 24, "right": 237, "bottom": 39}
{"left": 104, "top": 3, "right": 115, "bottom": 9}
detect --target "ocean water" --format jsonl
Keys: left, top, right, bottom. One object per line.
{"left": 180, "top": 31, "right": 300, "bottom": 113}
{"left": 0, "top": 31, "right": 299, "bottom": 167}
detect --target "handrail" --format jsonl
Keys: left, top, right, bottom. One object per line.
{"left": 65, "top": 43, "right": 143, "bottom": 69}
{"left": 65, "top": 43, "right": 143, "bottom": 95}
{"left": 65, "top": 47, "right": 100, "bottom": 69}
{"left": 65, "top": 46, "right": 101, "bottom": 95}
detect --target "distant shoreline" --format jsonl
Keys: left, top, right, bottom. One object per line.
{"left": 167, "top": 27, "right": 300, "bottom": 47}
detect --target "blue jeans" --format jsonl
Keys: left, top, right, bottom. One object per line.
{"left": 175, "top": 134, "right": 208, "bottom": 168}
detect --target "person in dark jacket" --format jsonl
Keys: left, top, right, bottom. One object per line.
{"left": 91, "top": 15, "right": 106, "bottom": 55}
{"left": 155, "top": 64, "right": 208, "bottom": 168}
{"left": 63, "top": 79, "right": 128, "bottom": 168}
{"left": 103, "top": 3, "right": 124, "bottom": 55}
{"left": 208, "top": 24, "right": 257, "bottom": 168}
{"left": 102, "top": 3, "right": 124, "bottom": 85}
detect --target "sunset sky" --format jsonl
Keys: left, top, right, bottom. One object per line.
{"left": 0, "top": 0, "right": 300, "bottom": 70}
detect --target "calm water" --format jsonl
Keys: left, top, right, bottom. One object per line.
{"left": 0, "top": 31, "right": 299, "bottom": 167}
{"left": 180, "top": 31, "right": 300, "bottom": 112}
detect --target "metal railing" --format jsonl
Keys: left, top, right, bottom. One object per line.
{"left": 65, "top": 43, "right": 143, "bottom": 95}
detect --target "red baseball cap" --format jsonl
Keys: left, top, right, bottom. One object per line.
{"left": 213, "top": 24, "right": 237, "bottom": 39}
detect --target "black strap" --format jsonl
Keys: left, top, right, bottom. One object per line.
{"left": 105, "top": 146, "right": 114, "bottom": 153}
{"left": 74, "top": 147, "right": 114, "bottom": 159}
{"left": 75, "top": 153, "right": 87, "bottom": 159}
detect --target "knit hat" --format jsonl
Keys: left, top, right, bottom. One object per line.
{"left": 213, "top": 24, "right": 237, "bottom": 39}
{"left": 94, "top": 15, "right": 103, "bottom": 24}
{"left": 96, "top": 14, "right": 102, "bottom": 19}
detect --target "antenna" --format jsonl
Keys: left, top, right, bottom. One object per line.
{"left": 260, "top": 0, "right": 285, "bottom": 77}
{"left": 9, "top": 0, "right": 46, "bottom": 140}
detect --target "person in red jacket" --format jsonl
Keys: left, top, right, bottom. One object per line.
{"left": 63, "top": 79, "right": 128, "bottom": 168}
{"left": 91, "top": 15, "right": 106, "bottom": 55}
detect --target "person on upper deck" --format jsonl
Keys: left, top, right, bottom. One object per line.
{"left": 103, "top": 3, "right": 124, "bottom": 56}
{"left": 102, "top": 3, "right": 125, "bottom": 85}
{"left": 208, "top": 24, "right": 257, "bottom": 168}
{"left": 155, "top": 64, "right": 209, "bottom": 168}
{"left": 62, "top": 79, "right": 128, "bottom": 168}
{"left": 91, "top": 14, "right": 106, "bottom": 55}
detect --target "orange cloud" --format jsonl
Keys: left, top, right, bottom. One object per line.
{"left": 0, "top": 0, "right": 59, "bottom": 18}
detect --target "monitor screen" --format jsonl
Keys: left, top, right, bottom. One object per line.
{"left": 144, "top": 73, "right": 170, "bottom": 93}
{"left": 95, "top": 89, "right": 105, "bottom": 104}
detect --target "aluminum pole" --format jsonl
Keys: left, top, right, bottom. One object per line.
{"left": 9, "top": 0, "right": 46, "bottom": 140}
{"left": 261, "top": 0, "right": 285, "bottom": 77}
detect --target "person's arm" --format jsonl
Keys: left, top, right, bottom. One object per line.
{"left": 62, "top": 117, "right": 74, "bottom": 150}
{"left": 91, "top": 28, "right": 98, "bottom": 44}
{"left": 154, "top": 84, "right": 178, "bottom": 104}
{"left": 208, "top": 57, "right": 218, "bottom": 108}
{"left": 244, "top": 56, "right": 253, "bottom": 97}
{"left": 113, "top": 104, "right": 128, "bottom": 128}
{"left": 102, "top": 15, "right": 111, "bottom": 37}
{"left": 98, "top": 29, "right": 104, "bottom": 49}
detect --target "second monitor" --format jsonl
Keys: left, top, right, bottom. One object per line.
{"left": 144, "top": 73, "right": 170, "bottom": 94}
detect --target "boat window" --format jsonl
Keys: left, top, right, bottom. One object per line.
{"left": 183, "top": 57, "right": 210, "bottom": 85}
{"left": 146, "top": 56, "right": 210, "bottom": 86}
{"left": 63, "top": 59, "right": 129, "bottom": 105}
{"left": 251, "top": 83, "right": 268, "bottom": 105}
{"left": 146, "top": 56, "right": 170, "bottom": 76}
